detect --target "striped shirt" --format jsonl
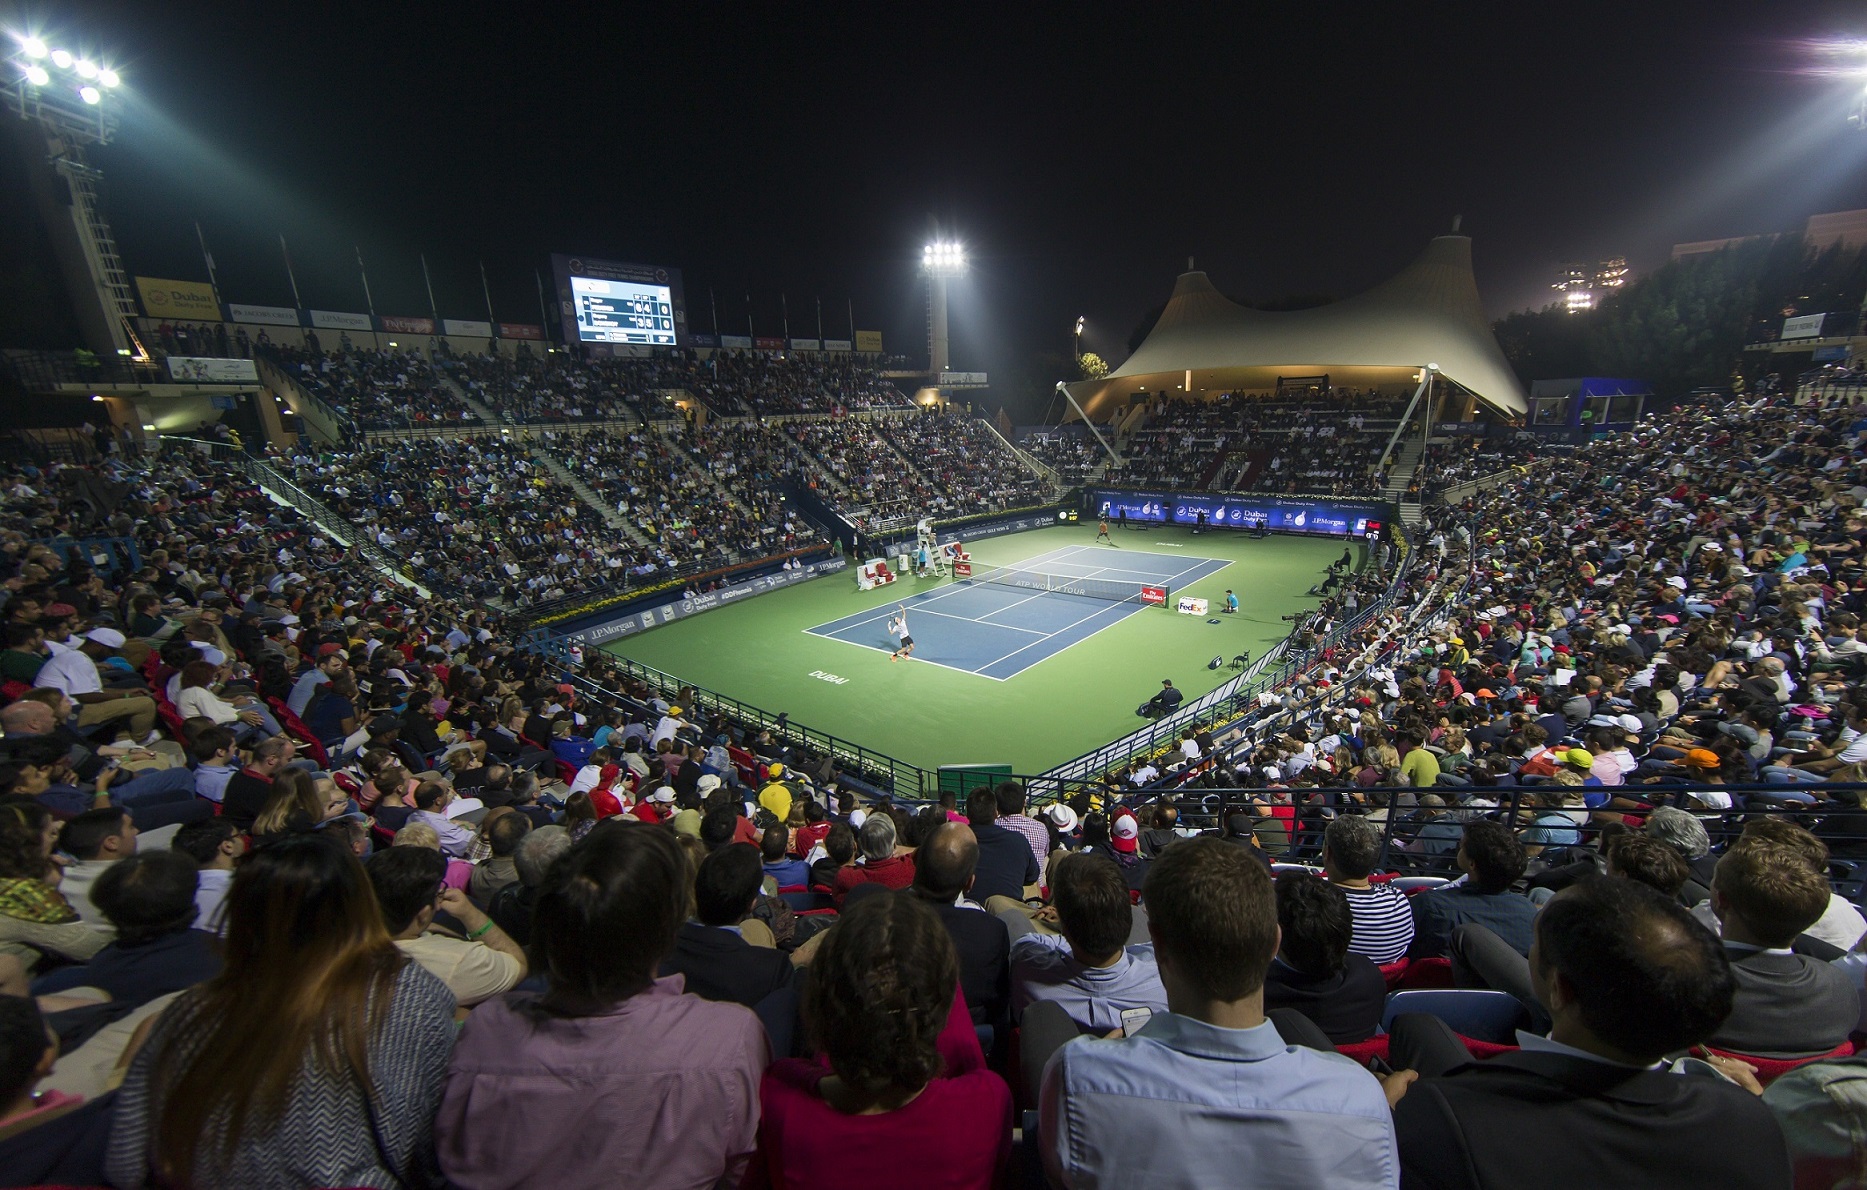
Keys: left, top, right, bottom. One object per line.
{"left": 1337, "top": 883, "right": 1415, "bottom": 965}
{"left": 998, "top": 813, "right": 1051, "bottom": 874}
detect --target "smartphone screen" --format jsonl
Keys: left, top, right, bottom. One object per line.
{"left": 1120, "top": 1007, "right": 1153, "bottom": 1035}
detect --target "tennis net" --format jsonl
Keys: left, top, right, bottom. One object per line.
{"left": 959, "top": 564, "right": 1168, "bottom": 606}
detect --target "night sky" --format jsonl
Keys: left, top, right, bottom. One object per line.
{"left": 16, "top": 1, "right": 1867, "bottom": 416}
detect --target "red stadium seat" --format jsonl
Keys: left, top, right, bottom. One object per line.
{"left": 1395, "top": 956, "right": 1454, "bottom": 989}
{"left": 1378, "top": 959, "right": 1412, "bottom": 990}
{"left": 1702, "top": 1040, "right": 1858, "bottom": 1087}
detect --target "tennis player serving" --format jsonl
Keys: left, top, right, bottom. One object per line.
{"left": 889, "top": 606, "right": 915, "bottom": 662}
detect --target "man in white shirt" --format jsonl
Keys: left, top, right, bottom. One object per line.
{"left": 171, "top": 817, "right": 245, "bottom": 934}
{"left": 365, "top": 846, "right": 527, "bottom": 1007}
{"left": 34, "top": 628, "right": 156, "bottom": 739}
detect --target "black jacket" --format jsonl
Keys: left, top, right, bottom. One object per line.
{"left": 1262, "top": 954, "right": 1386, "bottom": 1043}
{"left": 929, "top": 899, "right": 1011, "bottom": 1030}
{"left": 970, "top": 823, "right": 1040, "bottom": 903}
{"left": 1394, "top": 1050, "right": 1791, "bottom": 1190}
{"left": 659, "top": 921, "right": 794, "bottom": 1009}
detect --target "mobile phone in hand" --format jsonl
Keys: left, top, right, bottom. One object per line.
{"left": 1120, "top": 1007, "right": 1153, "bottom": 1035}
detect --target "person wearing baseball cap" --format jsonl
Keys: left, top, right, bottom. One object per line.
{"left": 33, "top": 626, "right": 159, "bottom": 742}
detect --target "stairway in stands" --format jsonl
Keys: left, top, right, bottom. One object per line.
{"left": 437, "top": 374, "right": 504, "bottom": 426}
{"left": 1382, "top": 439, "right": 1427, "bottom": 526}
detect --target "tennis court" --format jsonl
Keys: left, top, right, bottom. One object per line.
{"left": 803, "top": 545, "right": 1230, "bottom": 680}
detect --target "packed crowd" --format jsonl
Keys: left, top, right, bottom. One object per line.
{"left": 6, "top": 385, "right": 1867, "bottom": 1185}
{"left": 1110, "top": 389, "right": 1409, "bottom": 497}
{"left": 873, "top": 414, "right": 1050, "bottom": 516}
{"left": 445, "top": 353, "right": 679, "bottom": 424}
{"left": 260, "top": 346, "right": 481, "bottom": 432}
{"left": 279, "top": 438, "right": 631, "bottom": 605}
{"left": 1409, "top": 434, "right": 1552, "bottom": 499}
{"left": 684, "top": 352, "right": 904, "bottom": 417}
{"left": 1016, "top": 429, "right": 1103, "bottom": 486}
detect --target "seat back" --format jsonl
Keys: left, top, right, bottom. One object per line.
{"left": 1703, "top": 1040, "right": 1858, "bottom": 1087}
{"left": 1383, "top": 989, "right": 1531, "bottom": 1045}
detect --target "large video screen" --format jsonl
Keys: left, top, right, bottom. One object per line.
{"left": 570, "top": 275, "right": 676, "bottom": 345}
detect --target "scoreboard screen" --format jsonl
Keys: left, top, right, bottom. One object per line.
{"left": 571, "top": 275, "right": 677, "bottom": 345}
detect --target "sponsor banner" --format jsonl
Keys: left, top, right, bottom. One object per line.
{"left": 225, "top": 302, "right": 300, "bottom": 327}
{"left": 166, "top": 357, "right": 259, "bottom": 383}
{"left": 443, "top": 319, "right": 493, "bottom": 338}
{"left": 689, "top": 332, "right": 720, "bottom": 348}
{"left": 1175, "top": 596, "right": 1208, "bottom": 615}
{"left": 755, "top": 336, "right": 786, "bottom": 351}
{"left": 498, "top": 322, "right": 545, "bottom": 340}
{"left": 719, "top": 334, "right": 753, "bottom": 349}
{"left": 564, "top": 558, "right": 848, "bottom": 646}
{"left": 1782, "top": 313, "right": 1827, "bottom": 339}
{"left": 1434, "top": 421, "right": 1487, "bottom": 437}
{"left": 308, "top": 309, "right": 372, "bottom": 331}
{"left": 939, "top": 371, "right": 988, "bottom": 386}
{"left": 136, "top": 277, "right": 220, "bottom": 320}
{"left": 942, "top": 511, "right": 1060, "bottom": 545}
{"left": 1813, "top": 344, "right": 1850, "bottom": 362}
{"left": 790, "top": 338, "right": 821, "bottom": 351}
{"left": 1141, "top": 587, "right": 1167, "bottom": 606}
{"left": 379, "top": 315, "right": 435, "bottom": 335}
{"left": 854, "top": 330, "right": 884, "bottom": 353}
{"left": 823, "top": 338, "right": 853, "bottom": 352}
{"left": 1090, "top": 488, "right": 1391, "bottom": 538}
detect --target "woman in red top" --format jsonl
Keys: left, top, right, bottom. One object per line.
{"left": 747, "top": 891, "right": 1012, "bottom": 1189}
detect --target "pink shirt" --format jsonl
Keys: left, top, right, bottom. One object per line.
{"left": 436, "top": 976, "right": 768, "bottom": 1190}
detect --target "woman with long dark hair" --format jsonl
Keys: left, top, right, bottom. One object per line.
{"left": 106, "top": 833, "right": 455, "bottom": 1188}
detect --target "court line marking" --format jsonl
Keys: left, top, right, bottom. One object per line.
{"left": 802, "top": 624, "right": 1013, "bottom": 682}
{"left": 975, "top": 595, "right": 1140, "bottom": 670}
{"left": 980, "top": 601, "right": 1146, "bottom": 677}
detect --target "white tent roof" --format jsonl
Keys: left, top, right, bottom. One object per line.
{"left": 1073, "top": 235, "right": 1527, "bottom": 417}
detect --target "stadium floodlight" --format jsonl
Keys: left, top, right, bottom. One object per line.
{"left": 23, "top": 63, "right": 48, "bottom": 86}
{"left": 21, "top": 37, "right": 47, "bottom": 57}
{"left": 49, "top": 48, "right": 70, "bottom": 68}
{"left": 922, "top": 240, "right": 966, "bottom": 276}
{"left": 73, "top": 58, "right": 95, "bottom": 78}
{"left": 99, "top": 67, "right": 118, "bottom": 87}
{"left": 78, "top": 85, "right": 99, "bottom": 104}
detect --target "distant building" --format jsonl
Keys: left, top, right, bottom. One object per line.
{"left": 1671, "top": 208, "right": 1867, "bottom": 261}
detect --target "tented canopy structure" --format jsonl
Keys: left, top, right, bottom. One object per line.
{"left": 1067, "top": 235, "right": 1527, "bottom": 421}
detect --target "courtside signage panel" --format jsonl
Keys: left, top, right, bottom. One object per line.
{"left": 1091, "top": 488, "right": 1391, "bottom": 537}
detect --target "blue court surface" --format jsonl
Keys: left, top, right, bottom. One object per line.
{"left": 805, "top": 545, "right": 1231, "bottom": 681}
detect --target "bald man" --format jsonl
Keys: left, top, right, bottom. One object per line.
{"left": 912, "top": 822, "right": 1011, "bottom": 1033}
{"left": 1, "top": 696, "right": 183, "bottom": 773}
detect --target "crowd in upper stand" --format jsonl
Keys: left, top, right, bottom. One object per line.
{"left": 1017, "top": 428, "right": 1103, "bottom": 485}
{"left": 260, "top": 345, "right": 481, "bottom": 431}
{"left": 1108, "top": 388, "right": 1409, "bottom": 497}
{"left": 873, "top": 416, "right": 1050, "bottom": 515}
{"left": 684, "top": 352, "right": 905, "bottom": 417}
{"left": 1409, "top": 435, "right": 1555, "bottom": 499}
{"left": 11, "top": 378, "right": 1867, "bottom": 1184}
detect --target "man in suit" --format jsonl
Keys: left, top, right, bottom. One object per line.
{"left": 1386, "top": 877, "right": 1792, "bottom": 1189}
{"left": 659, "top": 843, "right": 794, "bottom": 1009}
{"left": 1707, "top": 839, "right": 1860, "bottom": 1058}
{"left": 911, "top": 821, "right": 1010, "bottom": 1033}
{"left": 967, "top": 788, "right": 1039, "bottom": 903}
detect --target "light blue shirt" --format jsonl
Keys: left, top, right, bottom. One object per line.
{"left": 1011, "top": 932, "right": 1167, "bottom": 1032}
{"left": 1040, "top": 1012, "right": 1398, "bottom": 1189}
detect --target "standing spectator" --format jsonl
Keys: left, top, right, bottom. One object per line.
{"left": 749, "top": 890, "right": 1013, "bottom": 1189}
{"left": 1039, "top": 838, "right": 1397, "bottom": 1188}
{"left": 105, "top": 834, "right": 457, "bottom": 1189}
{"left": 437, "top": 821, "right": 767, "bottom": 1190}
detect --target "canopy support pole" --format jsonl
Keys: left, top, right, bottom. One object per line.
{"left": 1380, "top": 369, "right": 1433, "bottom": 477}
{"left": 1057, "top": 382, "right": 1122, "bottom": 466}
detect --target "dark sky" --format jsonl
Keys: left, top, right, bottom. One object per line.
{"left": 15, "top": 1, "right": 1867, "bottom": 414}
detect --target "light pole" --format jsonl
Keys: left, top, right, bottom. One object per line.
{"left": 5, "top": 30, "right": 138, "bottom": 362}
{"left": 922, "top": 240, "right": 966, "bottom": 376}
{"left": 1074, "top": 315, "right": 1085, "bottom": 366}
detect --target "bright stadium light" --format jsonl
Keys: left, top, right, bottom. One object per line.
{"left": 99, "top": 67, "right": 118, "bottom": 87}
{"left": 23, "top": 63, "right": 48, "bottom": 86}
{"left": 922, "top": 240, "right": 966, "bottom": 276}
{"left": 22, "top": 37, "right": 47, "bottom": 58}
{"left": 78, "top": 85, "right": 99, "bottom": 104}
{"left": 73, "top": 58, "right": 96, "bottom": 78}
{"left": 49, "top": 47, "right": 71, "bottom": 68}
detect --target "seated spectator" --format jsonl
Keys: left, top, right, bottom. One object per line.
{"left": 750, "top": 890, "right": 1013, "bottom": 1189}
{"left": 1707, "top": 840, "right": 1860, "bottom": 1058}
{"left": 31, "top": 851, "right": 219, "bottom": 1005}
{"left": 1040, "top": 838, "right": 1397, "bottom": 1188}
{"left": 486, "top": 824, "right": 571, "bottom": 946}
{"left": 1010, "top": 852, "right": 1166, "bottom": 1033}
{"left": 187, "top": 727, "right": 239, "bottom": 804}
{"left": 169, "top": 817, "right": 243, "bottom": 934}
{"left": 1263, "top": 870, "right": 1386, "bottom": 1043}
{"left": 966, "top": 787, "right": 1040, "bottom": 903}
{"left": 466, "top": 809, "right": 530, "bottom": 908}
{"left": 249, "top": 770, "right": 344, "bottom": 841}
{"left": 1386, "top": 878, "right": 1790, "bottom": 1189}
{"left": 0, "top": 994, "right": 79, "bottom": 1138}
{"left": 810, "top": 820, "right": 856, "bottom": 891}
{"left": 105, "top": 834, "right": 457, "bottom": 1188}
{"left": 219, "top": 736, "right": 296, "bottom": 832}
{"left": 437, "top": 821, "right": 767, "bottom": 1190}
{"left": 1323, "top": 814, "right": 1415, "bottom": 963}
{"left": 912, "top": 821, "right": 1011, "bottom": 1032}
{"left": 0, "top": 804, "right": 108, "bottom": 970}
{"left": 366, "top": 845, "right": 527, "bottom": 1009}
{"left": 660, "top": 842, "right": 795, "bottom": 1010}
{"left": 0, "top": 735, "right": 203, "bottom": 833}
{"left": 54, "top": 808, "right": 138, "bottom": 931}
{"left": 760, "top": 825, "right": 810, "bottom": 888}
{"left": 831, "top": 814, "right": 915, "bottom": 905}
{"left": 1409, "top": 820, "right": 1537, "bottom": 959}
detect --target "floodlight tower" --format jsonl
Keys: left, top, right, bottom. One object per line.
{"left": 922, "top": 240, "right": 966, "bottom": 375}
{"left": 3, "top": 31, "right": 144, "bottom": 361}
